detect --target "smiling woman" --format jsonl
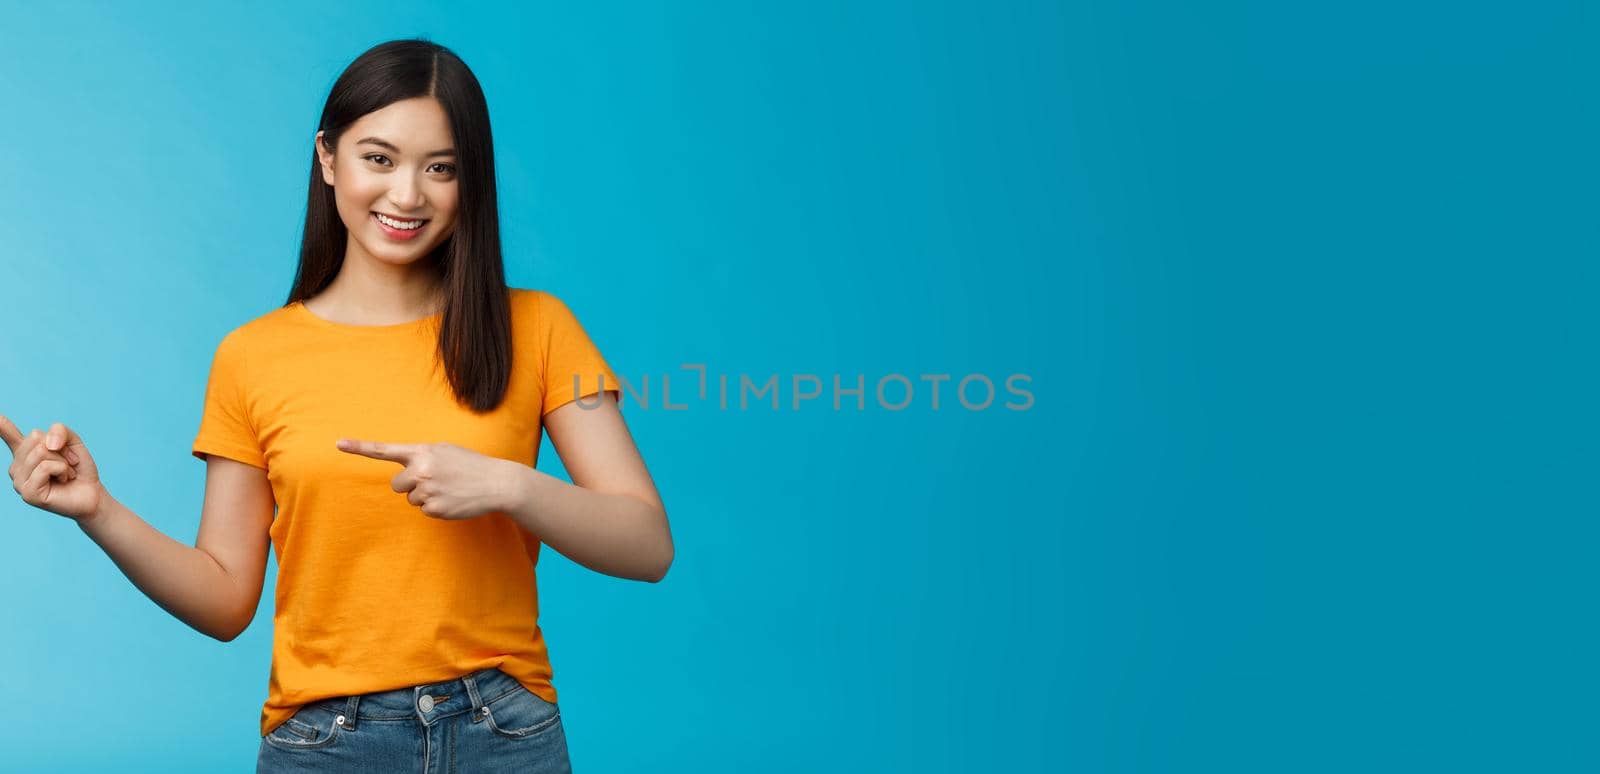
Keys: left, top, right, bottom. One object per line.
{"left": 0, "top": 36, "right": 670, "bottom": 774}
{"left": 231, "top": 39, "right": 668, "bottom": 771}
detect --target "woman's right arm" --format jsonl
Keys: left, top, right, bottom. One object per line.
{"left": 79, "top": 454, "right": 273, "bottom": 642}
{"left": 4, "top": 416, "right": 273, "bottom": 642}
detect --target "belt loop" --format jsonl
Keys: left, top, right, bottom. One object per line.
{"left": 464, "top": 669, "right": 488, "bottom": 724}
{"left": 342, "top": 695, "right": 360, "bottom": 730}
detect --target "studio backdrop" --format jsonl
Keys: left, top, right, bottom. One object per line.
{"left": 1, "top": 1, "right": 1590, "bottom": 772}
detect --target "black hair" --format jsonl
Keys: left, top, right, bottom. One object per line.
{"left": 287, "top": 38, "right": 511, "bottom": 412}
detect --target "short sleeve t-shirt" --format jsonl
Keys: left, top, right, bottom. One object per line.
{"left": 191, "top": 287, "right": 620, "bottom": 738}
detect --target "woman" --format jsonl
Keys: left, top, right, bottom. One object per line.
{"left": 0, "top": 38, "right": 671, "bottom": 772}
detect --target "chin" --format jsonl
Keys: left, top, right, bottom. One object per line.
{"left": 359, "top": 240, "right": 435, "bottom": 264}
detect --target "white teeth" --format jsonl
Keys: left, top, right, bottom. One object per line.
{"left": 376, "top": 213, "right": 424, "bottom": 230}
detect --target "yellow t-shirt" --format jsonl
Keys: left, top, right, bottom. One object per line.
{"left": 190, "top": 287, "right": 620, "bottom": 738}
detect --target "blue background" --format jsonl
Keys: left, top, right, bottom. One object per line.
{"left": 1, "top": 1, "right": 1592, "bottom": 771}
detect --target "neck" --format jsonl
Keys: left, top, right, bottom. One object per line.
{"left": 309, "top": 245, "right": 445, "bottom": 323}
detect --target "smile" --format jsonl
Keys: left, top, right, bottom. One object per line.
{"left": 372, "top": 211, "right": 429, "bottom": 240}
{"left": 375, "top": 212, "right": 426, "bottom": 229}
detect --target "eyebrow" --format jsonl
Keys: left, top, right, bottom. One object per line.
{"left": 354, "top": 136, "right": 457, "bottom": 158}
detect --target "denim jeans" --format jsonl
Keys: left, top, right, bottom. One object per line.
{"left": 256, "top": 666, "right": 571, "bottom": 773}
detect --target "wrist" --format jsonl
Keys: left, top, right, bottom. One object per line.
{"left": 496, "top": 460, "right": 550, "bottom": 533}
{"left": 495, "top": 459, "right": 534, "bottom": 513}
{"left": 76, "top": 484, "right": 114, "bottom": 533}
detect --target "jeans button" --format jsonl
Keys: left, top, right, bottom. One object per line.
{"left": 419, "top": 694, "right": 435, "bottom": 713}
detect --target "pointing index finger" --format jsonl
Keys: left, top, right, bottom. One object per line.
{"left": 0, "top": 415, "right": 23, "bottom": 453}
{"left": 336, "top": 438, "right": 418, "bottom": 463}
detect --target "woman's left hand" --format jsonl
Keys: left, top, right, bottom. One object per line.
{"left": 336, "top": 438, "right": 515, "bottom": 521}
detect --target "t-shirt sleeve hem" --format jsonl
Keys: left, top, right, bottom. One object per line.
{"left": 540, "top": 386, "right": 622, "bottom": 419}
{"left": 192, "top": 441, "right": 266, "bottom": 470}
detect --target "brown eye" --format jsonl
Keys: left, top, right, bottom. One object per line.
{"left": 364, "top": 154, "right": 392, "bottom": 166}
{"left": 430, "top": 163, "right": 457, "bottom": 175}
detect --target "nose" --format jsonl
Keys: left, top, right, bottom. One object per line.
{"left": 387, "top": 174, "right": 426, "bottom": 213}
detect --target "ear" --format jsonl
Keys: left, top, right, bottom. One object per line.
{"left": 315, "top": 130, "right": 336, "bottom": 186}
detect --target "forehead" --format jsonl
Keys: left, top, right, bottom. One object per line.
{"left": 344, "top": 97, "right": 453, "bottom": 150}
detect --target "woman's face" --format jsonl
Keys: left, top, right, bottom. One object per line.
{"left": 315, "top": 97, "right": 460, "bottom": 268}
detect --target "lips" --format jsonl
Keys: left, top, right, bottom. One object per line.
{"left": 371, "top": 211, "right": 428, "bottom": 240}
{"left": 373, "top": 211, "right": 428, "bottom": 226}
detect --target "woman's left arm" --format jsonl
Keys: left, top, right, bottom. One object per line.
{"left": 496, "top": 391, "right": 673, "bottom": 582}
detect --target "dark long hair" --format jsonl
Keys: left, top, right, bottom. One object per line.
{"left": 287, "top": 38, "right": 511, "bottom": 413}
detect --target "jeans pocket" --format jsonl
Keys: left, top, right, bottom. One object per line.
{"left": 262, "top": 706, "right": 343, "bottom": 751}
{"left": 482, "top": 684, "right": 562, "bottom": 740}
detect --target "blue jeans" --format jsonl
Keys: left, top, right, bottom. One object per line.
{"left": 256, "top": 667, "right": 571, "bottom": 773}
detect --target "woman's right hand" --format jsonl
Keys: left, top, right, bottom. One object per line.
{"left": 1, "top": 415, "right": 105, "bottom": 524}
